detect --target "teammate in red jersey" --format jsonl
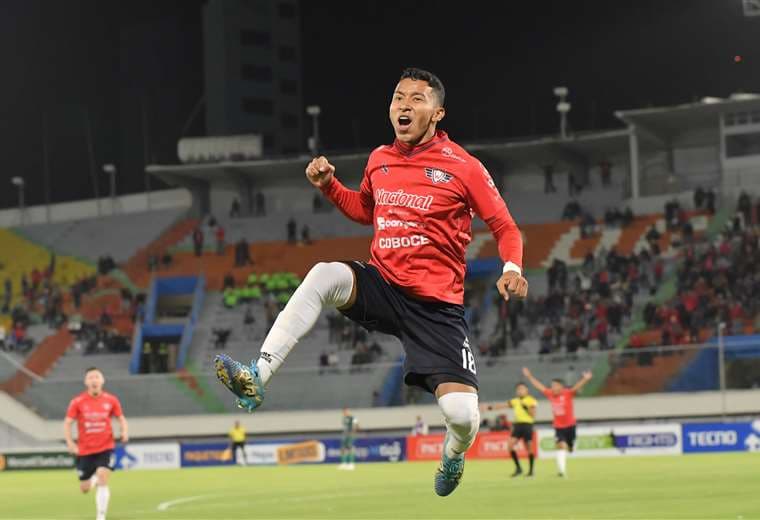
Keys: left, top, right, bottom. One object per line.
{"left": 215, "top": 67, "right": 527, "bottom": 496}
{"left": 522, "top": 366, "right": 592, "bottom": 477}
{"left": 64, "top": 367, "right": 128, "bottom": 520}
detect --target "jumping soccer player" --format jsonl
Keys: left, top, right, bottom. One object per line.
{"left": 522, "top": 366, "right": 592, "bottom": 477}
{"left": 215, "top": 67, "right": 527, "bottom": 496}
{"left": 339, "top": 407, "right": 359, "bottom": 470}
{"left": 485, "top": 382, "right": 537, "bottom": 477}
{"left": 64, "top": 367, "right": 128, "bottom": 520}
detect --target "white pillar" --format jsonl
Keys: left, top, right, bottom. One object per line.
{"left": 628, "top": 124, "right": 640, "bottom": 199}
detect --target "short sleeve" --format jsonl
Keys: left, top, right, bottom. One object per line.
{"left": 65, "top": 399, "right": 79, "bottom": 420}
{"left": 111, "top": 397, "right": 123, "bottom": 417}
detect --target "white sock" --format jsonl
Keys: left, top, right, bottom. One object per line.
{"left": 96, "top": 485, "right": 110, "bottom": 518}
{"left": 256, "top": 262, "right": 353, "bottom": 385}
{"left": 557, "top": 448, "right": 568, "bottom": 475}
{"left": 437, "top": 392, "right": 480, "bottom": 459}
{"left": 89, "top": 474, "right": 98, "bottom": 488}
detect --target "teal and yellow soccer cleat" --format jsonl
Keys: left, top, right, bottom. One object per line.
{"left": 214, "top": 354, "right": 265, "bottom": 412}
{"left": 434, "top": 434, "right": 465, "bottom": 497}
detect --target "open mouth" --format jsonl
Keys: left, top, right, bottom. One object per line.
{"left": 397, "top": 115, "right": 412, "bottom": 130}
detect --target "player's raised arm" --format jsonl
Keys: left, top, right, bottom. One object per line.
{"left": 570, "top": 370, "right": 593, "bottom": 394}
{"left": 522, "top": 367, "right": 547, "bottom": 393}
{"left": 482, "top": 401, "right": 512, "bottom": 412}
{"left": 306, "top": 156, "right": 374, "bottom": 225}
{"left": 464, "top": 161, "right": 527, "bottom": 302}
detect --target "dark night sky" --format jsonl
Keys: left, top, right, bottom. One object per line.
{"left": 0, "top": 0, "right": 757, "bottom": 209}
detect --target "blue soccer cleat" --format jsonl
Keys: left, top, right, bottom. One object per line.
{"left": 214, "top": 354, "right": 265, "bottom": 412}
{"left": 434, "top": 434, "right": 465, "bottom": 497}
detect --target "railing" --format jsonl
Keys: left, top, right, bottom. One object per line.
{"left": 3, "top": 340, "right": 759, "bottom": 418}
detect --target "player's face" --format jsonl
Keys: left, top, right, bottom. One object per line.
{"left": 516, "top": 384, "right": 528, "bottom": 397}
{"left": 551, "top": 381, "right": 564, "bottom": 395}
{"left": 84, "top": 370, "right": 104, "bottom": 395}
{"left": 389, "top": 78, "right": 445, "bottom": 146}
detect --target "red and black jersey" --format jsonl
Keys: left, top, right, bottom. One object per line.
{"left": 321, "top": 130, "right": 522, "bottom": 304}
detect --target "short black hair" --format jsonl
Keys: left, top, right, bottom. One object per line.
{"left": 515, "top": 382, "right": 528, "bottom": 389}
{"left": 85, "top": 367, "right": 101, "bottom": 375}
{"left": 551, "top": 378, "right": 566, "bottom": 386}
{"left": 399, "top": 67, "right": 445, "bottom": 106}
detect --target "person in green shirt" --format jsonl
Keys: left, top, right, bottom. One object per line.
{"left": 339, "top": 407, "right": 359, "bottom": 470}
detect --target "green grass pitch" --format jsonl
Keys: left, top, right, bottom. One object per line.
{"left": 1, "top": 454, "right": 758, "bottom": 519}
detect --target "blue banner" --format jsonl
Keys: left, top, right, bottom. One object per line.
{"left": 682, "top": 421, "right": 760, "bottom": 453}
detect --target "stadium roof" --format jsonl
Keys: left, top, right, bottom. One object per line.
{"left": 147, "top": 128, "right": 659, "bottom": 187}
{"left": 616, "top": 95, "right": 760, "bottom": 143}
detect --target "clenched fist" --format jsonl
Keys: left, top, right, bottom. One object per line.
{"left": 496, "top": 271, "right": 529, "bottom": 301}
{"left": 305, "top": 156, "right": 335, "bottom": 188}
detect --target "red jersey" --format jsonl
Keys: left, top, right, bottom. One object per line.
{"left": 66, "top": 391, "right": 123, "bottom": 456}
{"left": 543, "top": 388, "right": 577, "bottom": 428}
{"left": 321, "top": 131, "right": 523, "bottom": 304}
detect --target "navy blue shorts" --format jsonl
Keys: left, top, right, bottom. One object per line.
{"left": 340, "top": 261, "right": 478, "bottom": 394}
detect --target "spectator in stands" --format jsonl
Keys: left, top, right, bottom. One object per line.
{"left": 646, "top": 224, "right": 661, "bottom": 246}
{"left": 287, "top": 217, "right": 297, "bottom": 244}
{"left": 243, "top": 305, "right": 256, "bottom": 340}
{"left": 705, "top": 188, "right": 716, "bottom": 215}
{"left": 738, "top": 191, "right": 752, "bottom": 226}
{"left": 230, "top": 197, "right": 241, "bottom": 218}
{"left": 543, "top": 164, "right": 556, "bottom": 193}
{"left": 328, "top": 351, "right": 340, "bottom": 373}
{"left": 2, "top": 277, "right": 10, "bottom": 313}
{"left": 319, "top": 351, "right": 329, "bottom": 375}
{"left": 20, "top": 274, "right": 29, "bottom": 299}
{"left": 215, "top": 225, "right": 226, "bottom": 255}
{"left": 694, "top": 186, "right": 705, "bottom": 210}
{"left": 665, "top": 198, "right": 680, "bottom": 231}
{"left": 599, "top": 160, "right": 612, "bottom": 187}
{"left": 255, "top": 191, "right": 266, "bottom": 216}
{"left": 223, "top": 273, "right": 235, "bottom": 290}
{"left": 99, "top": 307, "right": 112, "bottom": 327}
{"left": 213, "top": 328, "right": 231, "bottom": 350}
{"left": 301, "top": 225, "right": 312, "bottom": 245}
{"left": 161, "top": 251, "right": 173, "bottom": 269}
{"left": 192, "top": 226, "right": 204, "bottom": 257}
{"left": 313, "top": 193, "right": 324, "bottom": 213}
{"left": 580, "top": 211, "right": 596, "bottom": 238}
{"left": 561, "top": 200, "right": 581, "bottom": 220}
{"left": 234, "top": 239, "right": 252, "bottom": 267}
{"left": 568, "top": 171, "right": 577, "bottom": 196}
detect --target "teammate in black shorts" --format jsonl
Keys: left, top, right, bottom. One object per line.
{"left": 485, "top": 382, "right": 537, "bottom": 477}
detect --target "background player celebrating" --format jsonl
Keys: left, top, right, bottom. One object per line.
{"left": 215, "top": 67, "right": 527, "bottom": 497}
{"left": 485, "top": 382, "right": 537, "bottom": 477}
{"left": 339, "top": 407, "right": 359, "bottom": 470}
{"left": 522, "top": 367, "right": 591, "bottom": 477}
{"left": 63, "top": 367, "right": 128, "bottom": 520}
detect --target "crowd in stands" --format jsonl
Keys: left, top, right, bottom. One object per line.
{"left": 139, "top": 341, "right": 176, "bottom": 373}
{"left": 631, "top": 192, "right": 760, "bottom": 353}
{"left": 319, "top": 312, "right": 386, "bottom": 373}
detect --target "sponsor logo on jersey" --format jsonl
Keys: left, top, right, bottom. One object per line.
{"left": 424, "top": 167, "right": 453, "bottom": 184}
{"left": 376, "top": 216, "right": 420, "bottom": 231}
{"left": 441, "top": 146, "right": 466, "bottom": 162}
{"left": 377, "top": 235, "right": 431, "bottom": 249}
{"left": 375, "top": 189, "right": 433, "bottom": 211}
{"left": 381, "top": 164, "right": 389, "bottom": 174}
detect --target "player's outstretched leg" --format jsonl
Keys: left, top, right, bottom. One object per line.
{"left": 556, "top": 442, "right": 568, "bottom": 477}
{"left": 215, "top": 262, "right": 354, "bottom": 411}
{"left": 434, "top": 392, "right": 479, "bottom": 496}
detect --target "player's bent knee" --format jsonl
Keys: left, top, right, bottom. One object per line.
{"left": 438, "top": 392, "right": 480, "bottom": 432}
{"left": 304, "top": 262, "right": 355, "bottom": 308}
